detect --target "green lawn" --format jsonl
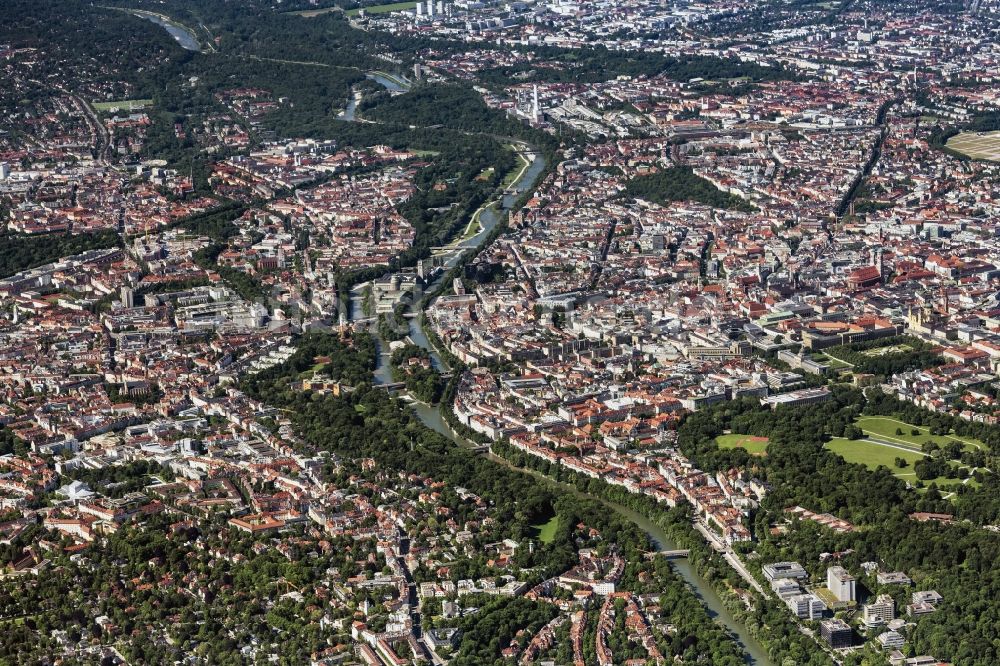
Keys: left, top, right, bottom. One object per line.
{"left": 92, "top": 98, "right": 153, "bottom": 112}
{"left": 826, "top": 436, "right": 977, "bottom": 494}
{"left": 531, "top": 515, "right": 560, "bottom": 544}
{"left": 291, "top": 6, "right": 342, "bottom": 16}
{"left": 462, "top": 205, "right": 491, "bottom": 240}
{"left": 856, "top": 416, "right": 983, "bottom": 451}
{"left": 346, "top": 2, "right": 418, "bottom": 16}
{"left": 827, "top": 437, "right": 924, "bottom": 470}
{"left": 893, "top": 470, "right": 977, "bottom": 492}
{"left": 298, "top": 361, "right": 327, "bottom": 378}
{"left": 716, "top": 433, "right": 769, "bottom": 456}
{"left": 813, "top": 353, "right": 852, "bottom": 370}
{"left": 501, "top": 148, "right": 531, "bottom": 190}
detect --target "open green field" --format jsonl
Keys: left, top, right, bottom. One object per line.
{"left": 827, "top": 437, "right": 923, "bottom": 470}
{"left": 893, "top": 469, "right": 976, "bottom": 492}
{"left": 92, "top": 99, "right": 152, "bottom": 112}
{"left": 813, "top": 353, "right": 852, "bottom": 370}
{"left": 531, "top": 515, "right": 560, "bottom": 544}
{"left": 462, "top": 203, "right": 493, "bottom": 240}
{"left": 947, "top": 131, "right": 1000, "bottom": 161}
{"left": 346, "top": 2, "right": 418, "bottom": 16}
{"left": 856, "top": 416, "right": 983, "bottom": 451}
{"left": 501, "top": 150, "right": 531, "bottom": 190}
{"left": 716, "top": 433, "right": 769, "bottom": 456}
{"left": 827, "top": 435, "right": 976, "bottom": 494}
{"left": 299, "top": 361, "right": 327, "bottom": 378}
{"left": 291, "top": 5, "right": 342, "bottom": 17}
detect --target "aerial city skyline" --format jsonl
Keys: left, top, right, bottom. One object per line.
{"left": 0, "top": 0, "right": 998, "bottom": 664}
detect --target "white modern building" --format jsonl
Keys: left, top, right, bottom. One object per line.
{"left": 787, "top": 593, "right": 827, "bottom": 620}
{"left": 863, "top": 594, "right": 895, "bottom": 626}
{"left": 827, "top": 566, "right": 856, "bottom": 603}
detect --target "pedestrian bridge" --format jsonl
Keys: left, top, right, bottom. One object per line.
{"left": 377, "top": 373, "right": 453, "bottom": 392}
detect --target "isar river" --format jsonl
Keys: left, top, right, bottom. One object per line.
{"left": 131, "top": 11, "right": 202, "bottom": 52}
{"left": 347, "top": 127, "right": 775, "bottom": 665}
{"left": 131, "top": 9, "right": 773, "bottom": 662}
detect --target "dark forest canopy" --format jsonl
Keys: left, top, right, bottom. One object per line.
{"left": 622, "top": 166, "right": 754, "bottom": 211}
{"left": 475, "top": 49, "right": 801, "bottom": 85}
{"left": 0, "top": 231, "right": 122, "bottom": 279}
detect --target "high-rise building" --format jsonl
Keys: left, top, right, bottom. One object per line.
{"left": 121, "top": 286, "right": 135, "bottom": 309}
{"left": 827, "top": 566, "right": 856, "bottom": 603}
{"left": 0, "top": 162, "right": 10, "bottom": 180}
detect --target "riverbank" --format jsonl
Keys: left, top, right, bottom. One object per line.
{"left": 347, "top": 135, "right": 778, "bottom": 663}
{"left": 120, "top": 9, "right": 204, "bottom": 52}
{"left": 363, "top": 317, "right": 775, "bottom": 664}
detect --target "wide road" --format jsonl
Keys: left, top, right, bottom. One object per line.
{"left": 695, "top": 518, "right": 767, "bottom": 596}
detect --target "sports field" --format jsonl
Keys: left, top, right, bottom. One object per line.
{"left": 716, "top": 433, "right": 769, "bottom": 456}
{"left": 92, "top": 99, "right": 153, "bottom": 112}
{"left": 947, "top": 131, "right": 1000, "bottom": 161}
{"left": 346, "top": 2, "right": 418, "bottom": 16}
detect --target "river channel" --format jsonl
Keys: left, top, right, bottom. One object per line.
{"left": 119, "top": 5, "right": 773, "bottom": 661}
{"left": 132, "top": 11, "right": 202, "bottom": 52}
{"left": 346, "top": 130, "right": 774, "bottom": 663}
{"left": 368, "top": 327, "right": 773, "bottom": 665}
